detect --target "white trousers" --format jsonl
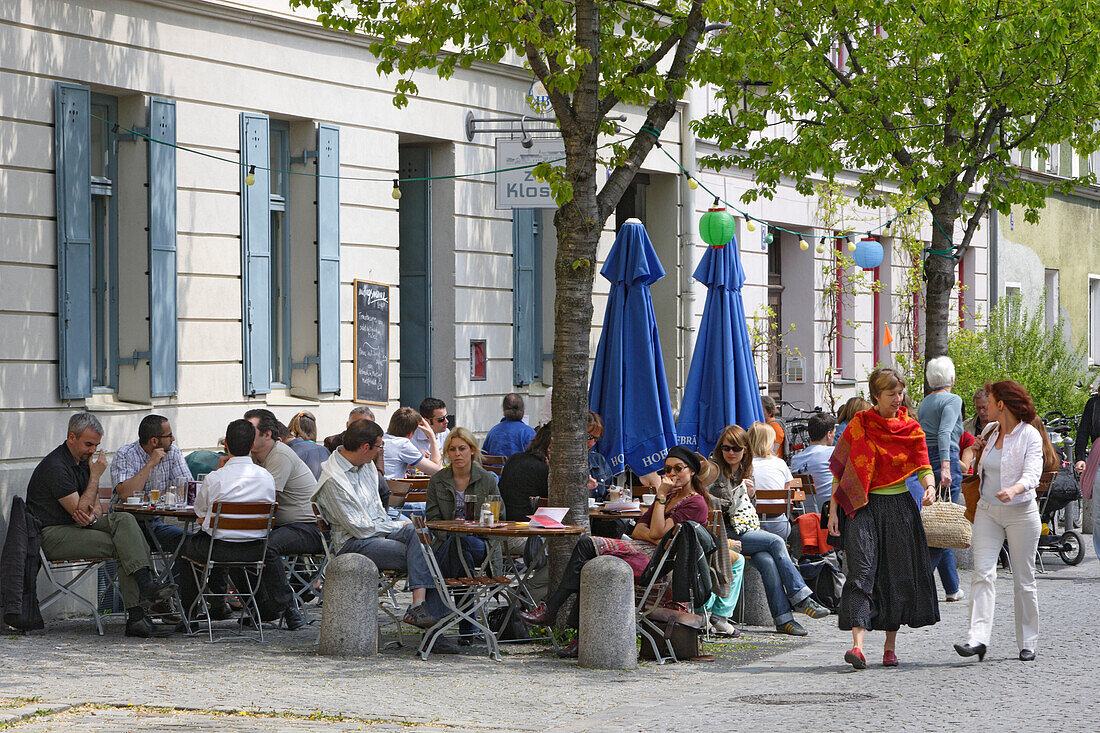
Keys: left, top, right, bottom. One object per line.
{"left": 967, "top": 498, "right": 1041, "bottom": 651}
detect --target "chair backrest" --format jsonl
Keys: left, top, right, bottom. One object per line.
{"left": 209, "top": 501, "right": 277, "bottom": 532}
{"left": 405, "top": 491, "right": 427, "bottom": 503}
{"left": 482, "top": 454, "right": 506, "bottom": 468}
{"left": 388, "top": 479, "right": 414, "bottom": 497}
{"left": 791, "top": 472, "right": 815, "bottom": 495}
{"left": 754, "top": 488, "right": 792, "bottom": 518}
{"left": 311, "top": 502, "right": 334, "bottom": 558}
{"left": 1036, "top": 471, "right": 1057, "bottom": 495}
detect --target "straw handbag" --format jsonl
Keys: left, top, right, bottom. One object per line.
{"left": 922, "top": 488, "right": 972, "bottom": 549}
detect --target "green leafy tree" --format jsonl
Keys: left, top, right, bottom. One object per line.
{"left": 697, "top": 0, "right": 1100, "bottom": 373}
{"left": 289, "top": 0, "right": 723, "bottom": 576}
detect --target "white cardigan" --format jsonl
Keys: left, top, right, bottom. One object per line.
{"left": 976, "top": 421, "right": 1044, "bottom": 506}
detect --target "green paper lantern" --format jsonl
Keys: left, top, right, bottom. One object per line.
{"left": 699, "top": 207, "right": 736, "bottom": 247}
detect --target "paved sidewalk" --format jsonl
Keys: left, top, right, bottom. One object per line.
{"left": 2, "top": 556, "right": 1098, "bottom": 731}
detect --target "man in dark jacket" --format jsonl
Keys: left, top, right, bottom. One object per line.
{"left": 0, "top": 496, "right": 44, "bottom": 631}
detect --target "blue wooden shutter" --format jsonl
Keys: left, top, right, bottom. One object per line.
{"left": 512, "top": 209, "right": 541, "bottom": 386}
{"left": 148, "top": 97, "right": 178, "bottom": 397}
{"left": 55, "top": 83, "right": 93, "bottom": 400}
{"left": 316, "top": 124, "right": 341, "bottom": 393}
{"left": 240, "top": 112, "right": 271, "bottom": 396}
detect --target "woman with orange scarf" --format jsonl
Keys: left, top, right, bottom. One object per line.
{"left": 827, "top": 368, "right": 940, "bottom": 669}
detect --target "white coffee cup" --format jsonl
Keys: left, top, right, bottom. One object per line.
{"left": 125, "top": 496, "right": 141, "bottom": 505}
{"left": 642, "top": 494, "right": 656, "bottom": 506}
{"left": 588, "top": 498, "right": 597, "bottom": 508}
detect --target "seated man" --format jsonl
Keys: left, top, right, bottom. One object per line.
{"left": 789, "top": 413, "right": 837, "bottom": 514}
{"left": 382, "top": 407, "right": 442, "bottom": 479}
{"left": 323, "top": 405, "right": 375, "bottom": 453}
{"left": 27, "top": 413, "right": 175, "bottom": 638}
{"left": 481, "top": 393, "right": 535, "bottom": 459}
{"left": 110, "top": 414, "right": 189, "bottom": 547}
{"left": 313, "top": 420, "right": 444, "bottom": 638}
{"left": 174, "top": 419, "right": 295, "bottom": 627}
{"left": 246, "top": 412, "right": 323, "bottom": 629}
{"left": 411, "top": 397, "right": 450, "bottom": 458}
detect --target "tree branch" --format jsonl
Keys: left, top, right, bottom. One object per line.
{"left": 598, "top": 33, "right": 681, "bottom": 118}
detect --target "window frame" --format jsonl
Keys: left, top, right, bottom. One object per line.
{"left": 1089, "top": 276, "right": 1100, "bottom": 365}
{"left": 89, "top": 93, "right": 119, "bottom": 392}
{"left": 269, "top": 120, "right": 292, "bottom": 388}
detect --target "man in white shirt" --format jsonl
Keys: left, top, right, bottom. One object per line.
{"left": 173, "top": 419, "right": 295, "bottom": 628}
{"left": 411, "top": 397, "right": 450, "bottom": 457}
{"left": 789, "top": 413, "right": 837, "bottom": 514}
{"left": 314, "top": 420, "right": 442, "bottom": 635}
{"left": 382, "top": 407, "right": 442, "bottom": 479}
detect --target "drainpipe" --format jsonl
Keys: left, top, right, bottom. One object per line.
{"left": 989, "top": 209, "right": 999, "bottom": 314}
{"left": 678, "top": 100, "right": 698, "bottom": 405}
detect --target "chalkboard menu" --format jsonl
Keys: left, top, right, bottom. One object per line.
{"left": 354, "top": 279, "right": 389, "bottom": 405}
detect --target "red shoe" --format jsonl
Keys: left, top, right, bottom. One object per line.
{"left": 883, "top": 650, "right": 898, "bottom": 667}
{"left": 518, "top": 603, "right": 550, "bottom": 625}
{"left": 844, "top": 647, "right": 867, "bottom": 670}
{"left": 556, "top": 638, "right": 579, "bottom": 658}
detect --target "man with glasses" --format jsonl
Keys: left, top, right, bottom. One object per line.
{"left": 111, "top": 414, "right": 190, "bottom": 546}
{"left": 587, "top": 410, "right": 614, "bottom": 501}
{"left": 412, "top": 397, "right": 450, "bottom": 458}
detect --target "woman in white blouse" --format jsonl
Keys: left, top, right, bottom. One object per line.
{"left": 954, "top": 380, "right": 1044, "bottom": 663}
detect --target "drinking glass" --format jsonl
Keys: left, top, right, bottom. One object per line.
{"left": 150, "top": 488, "right": 161, "bottom": 506}
{"left": 487, "top": 493, "right": 503, "bottom": 522}
{"left": 464, "top": 496, "right": 480, "bottom": 522}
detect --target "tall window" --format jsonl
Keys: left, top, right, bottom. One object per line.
{"left": 89, "top": 94, "right": 119, "bottom": 390}
{"left": 269, "top": 122, "right": 291, "bottom": 386}
{"left": 1089, "top": 277, "right": 1100, "bottom": 365}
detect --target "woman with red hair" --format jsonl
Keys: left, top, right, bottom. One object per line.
{"left": 954, "top": 380, "right": 1044, "bottom": 663}
{"left": 828, "top": 368, "right": 939, "bottom": 669}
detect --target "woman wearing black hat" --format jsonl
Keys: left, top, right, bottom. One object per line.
{"left": 519, "top": 446, "right": 712, "bottom": 657}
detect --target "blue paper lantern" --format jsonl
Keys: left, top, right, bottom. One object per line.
{"left": 853, "top": 237, "right": 883, "bottom": 270}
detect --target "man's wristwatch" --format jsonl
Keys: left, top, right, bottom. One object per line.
{"left": 655, "top": 496, "right": 670, "bottom": 505}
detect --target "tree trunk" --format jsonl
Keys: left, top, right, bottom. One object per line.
{"left": 923, "top": 202, "right": 960, "bottom": 374}
{"left": 546, "top": 133, "right": 600, "bottom": 587}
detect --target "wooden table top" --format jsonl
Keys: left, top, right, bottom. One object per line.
{"left": 117, "top": 504, "right": 198, "bottom": 519}
{"left": 589, "top": 505, "right": 645, "bottom": 519}
{"left": 427, "top": 519, "right": 584, "bottom": 537}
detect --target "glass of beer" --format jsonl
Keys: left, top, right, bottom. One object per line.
{"left": 150, "top": 488, "right": 161, "bottom": 505}
{"left": 487, "top": 493, "right": 503, "bottom": 522}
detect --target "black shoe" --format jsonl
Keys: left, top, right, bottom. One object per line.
{"left": 953, "top": 642, "right": 987, "bottom": 661}
{"left": 428, "top": 637, "right": 460, "bottom": 654}
{"left": 139, "top": 578, "right": 178, "bottom": 607}
{"left": 126, "top": 616, "right": 173, "bottom": 638}
{"left": 1019, "top": 649, "right": 1036, "bottom": 661}
{"left": 282, "top": 607, "right": 305, "bottom": 631}
{"left": 208, "top": 604, "right": 233, "bottom": 621}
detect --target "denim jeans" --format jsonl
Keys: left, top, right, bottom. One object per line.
{"left": 737, "top": 529, "right": 812, "bottom": 624}
{"left": 925, "top": 444, "right": 962, "bottom": 595}
{"left": 338, "top": 523, "right": 433, "bottom": 591}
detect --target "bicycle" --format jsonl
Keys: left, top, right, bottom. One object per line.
{"left": 777, "top": 400, "right": 825, "bottom": 460}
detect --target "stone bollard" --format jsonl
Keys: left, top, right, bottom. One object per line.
{"left": 733, "top": 560, "right": 774, "bottom": 628}
{"left": 578, "top": 556, "right": 637, "bottom": 670}
{"left": 318, "top": 553, "right": 379, "bottom": 657}
{"left": 1083, "top": 498, "right": 1094, "bottom": 536}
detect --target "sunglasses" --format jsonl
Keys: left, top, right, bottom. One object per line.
{"left": 719, "top": 444, "right": 744, "bottom": 453}
{"left": 587, "top": 434, "right": 600, "bottom": 442}
{"left": 664, "top": 463, "right": 691, "bottom": 474}
{"left": 432, "top": 416, "right": 448, "bottom": 424}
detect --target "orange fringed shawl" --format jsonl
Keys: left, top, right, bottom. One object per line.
{"left": 829, "top": 407, "right": 931, "bottom": 518}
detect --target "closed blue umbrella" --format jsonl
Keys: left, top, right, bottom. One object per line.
{"left": 676, "top": 235, "right": 765, "bottom": 458}
{"left": 588, "top": 220, "right": 677, "bottom": 476}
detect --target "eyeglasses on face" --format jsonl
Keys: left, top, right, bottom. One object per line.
{"left": 664, "top": 463, "right": 690, "bottom": 474}
{"left": 719, "top": 444, "right": 744, "bottom": 453}
{"left": 587, "top": 434, "right": 600, "bottom": 442}
{"left": 432, "top": 416, "right": 448, "bottom": 424}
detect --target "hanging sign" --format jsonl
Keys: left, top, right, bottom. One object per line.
{"left": 495, "top": 138, "right": 565, "bottom": 210}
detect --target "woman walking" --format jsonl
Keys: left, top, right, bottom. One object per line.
{"left": 710, "top": 425, "right": 829, "bottom": 637}
{"left": 828, "top": 368, "right": 939, "bottom": 669}
{"left": 954, "top": 380, "right": 1044, "bottom": 662}
{"left": 916, "top": 356, "right": 966, "bottom": 603}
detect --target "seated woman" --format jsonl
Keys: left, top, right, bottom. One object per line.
{"left": 587, "top": 411, "right": 614, "bottom": 501}
{"left": 498, "top": 423, "right": 551, "bottom": 521}
{"left": 519, "top": 446, "right": 711, "bottom": 658}
{"left": 748, "top": 422, "right": 795, "bottom": 539}
{"left": 710, "top": 424, "right": 829, "bottom": 637}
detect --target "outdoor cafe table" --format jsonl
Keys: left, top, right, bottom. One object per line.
{"left": 426, "top": 519, "right": 584, "bottom": 650}
{"left": 117, "top": 504, "right": 197, "bottom": 630}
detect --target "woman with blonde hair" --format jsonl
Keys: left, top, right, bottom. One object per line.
{"left": 286, "top": 410, "right": 329, "bottom": 478}
{"left": 835, "top": 396, "right": 873, "bottom": 445}
{"left": 710, "top": 424, "right": 829, "bottom": 637}
{"left": 829, "top": 368, "right": 939, "bottom": 669}
{"left": 425, "top": 428, "right": 494, "bottom": 522}
{"left": 748, "top": 422, "right": 794, "bottom": 540}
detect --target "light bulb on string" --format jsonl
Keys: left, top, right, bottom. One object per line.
{"left": 847, "top": 239, "right": 857, "bottom": 252}
{"left": 687, "top": 176, "right": 699, "bottom": 190}
{"left": 764, "top": 229, "right": 774, "bottom": 245}
{"left": 799, "top": 239, "right": 809, "bottom": 251}
{"left": 245, "top": 165, "right": 256, "bottom": 187}
{"left": 391, "top": 179, "right": 402, "bottom": 200}
{"left": 928, "top": 194, "right": 940, "bottom": 206}
{"left": 746, "top": 220, "right": 756, "bottom": 232}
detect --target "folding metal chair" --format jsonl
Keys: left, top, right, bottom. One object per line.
{"left": 281, "top": 506, "right": 330, "bottom": 615}
{"left": 184, "top": 501, "right": 276, "bottom": 642}
{"left": 635, "top": 524, "right": 683, "bottom": 664}
{"left": 410, "top": 515, "right": 510, "bottom": 661}
{"left": 38, "top": 549, "right": 110, "bottom": 635}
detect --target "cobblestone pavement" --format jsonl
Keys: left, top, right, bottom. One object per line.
{"left": 2, "top": 556, "right": 1098, "bottom": 732}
